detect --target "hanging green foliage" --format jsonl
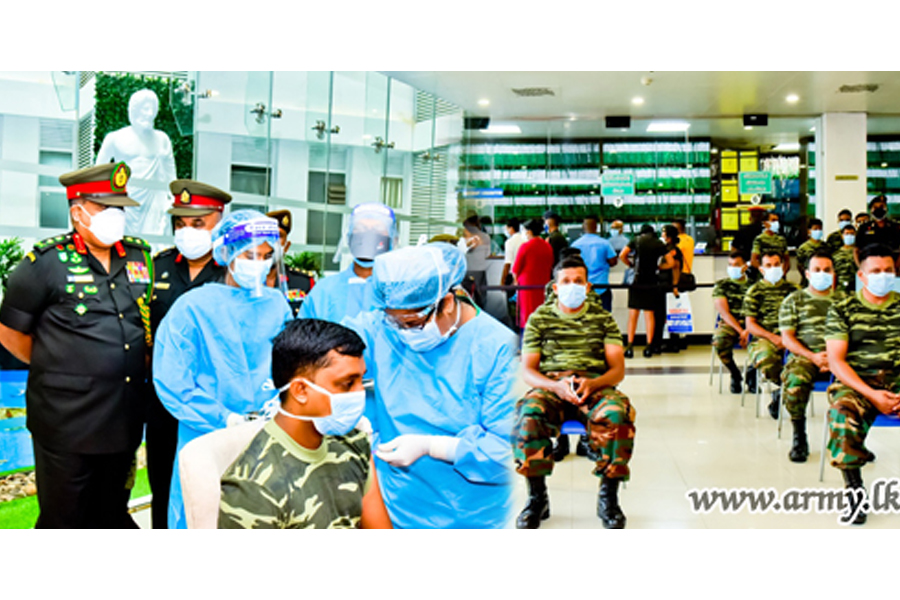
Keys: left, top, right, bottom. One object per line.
{"left": 0, "top": 237, "right": 24, "bottom": 294}
{"left": 93, "top": 72, "right": 193, "bottom": 179}
{"left": 284, "top": 251, "right": 323, "bottom": 278}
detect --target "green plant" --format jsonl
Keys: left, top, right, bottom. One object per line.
{"left": 93, "top": 72, "right": 193, "bottom": 179}
{"left": 284, "top": 251, "right": 323, "bottom": 278}
{"left": 0, "top": 237, "right": 24, "bottom": 294}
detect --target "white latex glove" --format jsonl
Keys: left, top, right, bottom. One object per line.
{"left": 376, "top": 434, "right": 460, "bottom": 467}
{"left": 226, "top": 412, "right": 245, "bottom": 428}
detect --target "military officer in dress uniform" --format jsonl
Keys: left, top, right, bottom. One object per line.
{"left": 266, "top": 209, "right": 314, "bottom": 317}
{"left": 0, "top": 162, "right": 153, "bottom": 528}
{"left": 145, "top": 179, "right": 230, "bottom": 528}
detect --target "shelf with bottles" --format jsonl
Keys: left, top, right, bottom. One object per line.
{"left": 602, "top": 141, "right": 711, "bottom": 168}
{"left": 460, "top": 142, "right": 601, "bottom": 171}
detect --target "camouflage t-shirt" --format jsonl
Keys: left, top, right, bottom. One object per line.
{"left": 751, "top": 232, "right": 788, "bottom": 259}
{"left": 795, "top": 238, "right": 827, "bottom": 282}
{"left": 742, "top": 279, "right": 798, "bottom": 334}
{"left": 218, "top": 420, "right": 371, "bottom": 529}
{"left": 824, "top": 291, "right": 900, "bottom": 383}
{"left": 833, "top": 246, "right": 857, "bottom": 292}
{"left": 826, "top": 229, "right": 845, "bottom": 253}
{"left": 779, "top": 288, "right": 844, "bottom": 354}
{"left": 523, "top": 293, "right": 623, "bottom": 374}
{"left": 712, "top": 277, "right": 750, "bottom": 322}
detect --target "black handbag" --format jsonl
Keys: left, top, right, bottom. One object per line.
{"left": 677, "top": 272, "right": 697, "bottom": 293}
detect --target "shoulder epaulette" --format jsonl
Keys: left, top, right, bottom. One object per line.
{"left": 33, "top": 233, "right": 73, "bottom": 254}
{"left": 153, "top": 246, "right": 178, "bottom": 260}
{"left": 121, "top": 236, "right": 152, "bottom": 251}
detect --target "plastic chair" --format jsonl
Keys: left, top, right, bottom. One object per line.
{"left": 179, "top": 420, "right": 266, "bottom": 529}
{"left": 818, "top": 410, "right": 900, "bottom": 482}
{"left": 561, "top": 420, "right": 587, "bottom": 436}
{"left": 776, "top": 352, "right": 823, "bottom": 439}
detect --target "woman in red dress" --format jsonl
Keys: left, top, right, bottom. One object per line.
{"left": 512, "top": 218, "right": 556, "bottom": 330}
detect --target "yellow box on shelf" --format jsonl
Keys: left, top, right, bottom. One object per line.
{"left": 722, "top": 208, "right": 739, "bottom": 231}
{"left": 739, "top": 151, "right": 758, "bottom": 172}
{"left": 722, "top": 151, "right": 738, "bottom": 174}
{"left": 722, "top": 180, "right": 738, "bottom": 203}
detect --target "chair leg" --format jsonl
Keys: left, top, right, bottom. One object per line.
{"left": 718, "top": 360, "right": 724, "bottom": 394}
{"left": 708, "top": 346, "right": 715, "bottom": 386}
{"left": 818, "top": 406, "right": 829, "bottom": 482}
{"left": 741, "top": 358, "right": 749, "bottom": 407}
{"left": 777, "top": 389, "right": 785, "bottom": 438}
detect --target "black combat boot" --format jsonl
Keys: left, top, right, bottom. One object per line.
{"left": 552, "top": 435, "right": 570, "bottom": 462}
{"left": 789, "top": 418, "right": 809, "bottom": 462}
{"left": 745, "top": 367, "right": 758, "bottom": 393}
{"left": 597, "top": 477, "right": 626, "bottom": 529}
{"left": 727, "top": 363, "right": 743, "bottom": 394}
{"left": 516, "top": 476, "right": 550, "bottom": 529}
{"left": 768, "top": 388, "right": 781, "bottom": 420}
{"left": 842, "top": 468, "right": 867, "bottom": 525}
{"left": 624, "top": 343, "right": 634, "bottom": 359}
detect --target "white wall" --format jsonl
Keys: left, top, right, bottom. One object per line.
{"left": 816, "top": 113, "right": 868, "bottom": 222}
{"left": 0, "top": 116, "right": 39, "bottom": 227}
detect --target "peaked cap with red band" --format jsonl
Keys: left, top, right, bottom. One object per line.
{"left": 168, "top": 179, "right": 232, "bottom": 217}
{"left": 59, "top": 162, "right": 139, "bottom": 207}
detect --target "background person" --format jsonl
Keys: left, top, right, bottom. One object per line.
{"left": 512, "top": 218, "right": 555, "bottom": 332}
{"left": 571, "top": 214, "right": 618, "bottom": 311}
{"left": 543, "top": 210, "right": 569, "bottom": 265}
{"left": 607, "top": 219, "right": 628, "bottom": 254}
{"left": 344, "top": 243, "right": 518, "bottom": 528}
{"left": 826, "top": 209, "right": 853, "bottom": 253}
{"left": 795, "top": 217, "right": 826, "bottom": 288}
{"left": 146, "top": 178, "right": 230, "bottom": 529}
{"left": 751, "top": 211, "right": 790, "bottom": 274}
{"left": 856, "top": 195, "right": 900, "bottom": 267}
{"left": 712, "top": 251, "right": 752, "bottom": 393}
{"left": 266, "top": 209, "right": 314, "bottom": 317}
{"left": 620, "top": 224, "right": 665, "bottom": 358}
{"left": 153, "top": 210, "right": 293, "bottom": 529}
{"left": 654, "top": 224, "right": 684, "bottom": 354}
{"left": 833, "top": 224, "right": 858, "bottom": 292}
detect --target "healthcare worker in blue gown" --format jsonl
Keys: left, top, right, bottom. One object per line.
{"left": 153, "top": 210, "right": 293, "bottom": 529}
{"left": 299, "top": 203, "right": 397, "bottom": 324}
{"left": 344, "top": 242, "right": 518, "bottom": 528}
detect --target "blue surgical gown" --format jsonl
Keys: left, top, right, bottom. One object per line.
{"left": 298, "top": 266, "right": 374, "bottom": 324}
{"left": 344, "top": 307, "right": 518, "bottom": 529}
{"left": 153, "top": 283, "right": 293, "bottom": 529}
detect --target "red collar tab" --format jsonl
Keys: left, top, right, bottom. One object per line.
{"left": 115, "top": 241, "right": 126, "bottom": 258}
{"left": 174, "top": 190, "right": 226, "bottom": 212}
{"left": 176, "top": 253, "right": 183, "bottom": 263}
{"left": 73, "top": 233, "right": 87, "bottom": 255}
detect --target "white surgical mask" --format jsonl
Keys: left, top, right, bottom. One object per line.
{"left": 277, "top": 378, "right": 366, "bottom": 436}
{"left": 763, "top": 266, "right": 783, "bottom": 285}
{"left": 809, "top": 271, "right": 833, "bottom": 292}
{"left": 811, "top": 229, "right": 824, "bottom": 241}
{"left": 839, "top": 219, "right": 851, "bottom": 229}
{"left": 843, "top": 234, "right": 856, "bottom": 246}
{"left": 230, "top": 258, "right": 272, "bottom": 291}
{"left": 76, "top": 205, "right": 125, "bottom": 246}
{"left": 727, "top": 266, "right": 744, "bottom": 281}
{"left": 174, "top": 227, "right": 213, "bottom": 260}
{"left": 769, "top": 221, "right": 780, "bottom": 234}
{"left": 864, "top": 272, "right": 895, "bottom": 298}
{"left": 396, "top": 300, "right": 461, "bottom": 353}
{"left": 557, "top": 283, "right": 587, "bottom": 309}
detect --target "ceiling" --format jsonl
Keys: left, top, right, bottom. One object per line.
{"left": 381, "top": 71, "right": 900, "bottom": 150}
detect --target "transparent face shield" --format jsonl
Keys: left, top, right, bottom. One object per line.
{"left": 213, "top": 217, "right": 285, "bottom": 298}
{"left": 333, "top": 203, "right": 398, "bottom": 266}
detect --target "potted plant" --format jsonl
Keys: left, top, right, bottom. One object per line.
{"left": 0, "top": 238, "right": 28, "bottom": 370}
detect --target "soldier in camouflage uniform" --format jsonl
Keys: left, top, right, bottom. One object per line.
{"left": 712, "top": 250, "right": 751, "bottom": 393}
{"left": 751, "top": 211, "right": 791, "bottom": 274}
{"left": 743, "top": 250, "right": 799, "bottom": 419}
{"left": 825, "top": 209, "right": 853, "bottom": 253}
{"left": 513, "top": 255, "right": 635, "bottom": 529}
{"left": 833, "top": 224, "right": 858, "bottom": 292}
{"left": 779, "top": 250, "right": 843, "bottom": 463}
{"left": 795, "top": 218, "right": 827, "bottom": 288}
{"left": 823, "top": 244, "right": 900, "bottom": 525}
{"left": 218, "top": 319, "right": 390, "bottom": 529}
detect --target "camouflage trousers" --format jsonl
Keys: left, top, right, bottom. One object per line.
{"left": 513, "top": 376, "right": 636, "bottom": 480}
{"left": 712, "top": 324, "right": 741, "bottom": 367}
{"left": 749, "top": 337, "right": 784, "bottom": 384}
{"left": 781, "top": 355, "right": 828, "bottom": 420}
{"left": 827, "top": 373, "right": 900, "bottom": 469}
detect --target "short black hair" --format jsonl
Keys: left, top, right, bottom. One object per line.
{"left": 506, "top": 217, "right": 521, "bottom": 231}
{"left": 858, "top": 243, "right": 894, "bottom": 265}
{"left": 543, "top": 210, "right": 560, "bottom": 222}
{"left": 761, "top": 249, "right": 784, "bottom": 261}
{"left": 640, "top": 224, "right": 655, "bottom": 235}
{"left": 807, "top": 249, "right": 834, "bottom": 266}
{"left": 855, "top": 212, "right": 869, "bottom": 222}
{"left": 838, "top": 209, "right": 852, "bottom": 218}
{"left": 663, "top": 224, "right": 680, "bottom": 245}
{"left": 584, "top": 215, "right": 599, "bottom": 223}
{"left": 767, "top": 211, "right": 780, "bottom": 221}
{"left": 841, "top": 223, "right": 856, "bottom": 234}
{"left": 271, "top": 319, "right": 366, "bottom": 398}
{"left": 673, "top": 218, "right": 686, "bottom": 230}
{"left": 524, "top": 218, "right": 543, "bottom": 236}
{"left": 559, "top": 247, "right": 583, "bottom": 260}
{"left": 554, "top": 255, "right": 588, "bottom": 281}
{"left": 809, "top": 218, "right": 823, "bottom": 229}
{"left": 728, "top": 250, "right": 745, "bottom": 261}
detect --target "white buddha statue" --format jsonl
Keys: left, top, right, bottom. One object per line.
{"left": 96, "top": 89, "right": 177, "bottom": 235}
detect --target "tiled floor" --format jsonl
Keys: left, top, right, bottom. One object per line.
{"left": 510, "top": 345, "right": 900, "bottom": 529}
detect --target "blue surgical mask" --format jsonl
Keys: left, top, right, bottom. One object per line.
{"left": 557, "top": 283, "right": 587, "bottom": 309}
{"left": 769, "top": 221, "right": 780, "bottom": 234}
{"left": 843, "top": 234, "right": 856, "bottom": 246}
{"left": 727, "top": 266, "right": 744, "bottom": 281}
{"left": 610, "top": 229, "right": 621, "bottom": 238}
{"left": 839, "top": 219, "right": 851, "bottom": 229}
{"left": 277, "top": 378, "right": 366, "bottom": 436}
{"left": 395, "top": 300, "right": 461, "bottom": 353}
{"left": 354, "top": 258, "right": 375, "bottom": 269}
{"left": 763, "top": 266, "right": 783, "bottom": 285}
{"left": 230, "top": 258, "right": 272, "bottom": 292}
{"left": 809, "top": 271, "right": 833, "bottom": 292}
{"left": 864, "top": 272, "right": 895, "bottom": 298}
{"left": 811, "top": 229, "right": 824, "bottom": 241}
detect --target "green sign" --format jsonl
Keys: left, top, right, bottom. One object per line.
{"left": 601, "top": 173, "right": 635, "bottom": 196}
{"left": 739, "top": 171, "right": 773, "bottom": 195}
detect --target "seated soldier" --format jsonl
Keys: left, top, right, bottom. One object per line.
{"left": 712, "top": 251, "right": 752, "bottom": 393}
{"left": 218, "top": 319, "right": 391, "bottom": 529}
{"left": 779, "top": 250, "right": 843, "bottom": 463}
{"left": 513, "top": 255, "right": 635, "bottom": 529}
{"left": 824, "top": 243, "right": 900, "bottom": 526}
{"left": 743, "top": 250, "right": 799, "bottom": 419}
{"left": 833, "top": 223, "right": 858, "bottom": 292}
{"left": 795, "top": 218, "right": 827, "bottom": 288}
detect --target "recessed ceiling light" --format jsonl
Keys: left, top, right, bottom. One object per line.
{"left": 786, "top": 93, "right": 800, "bottom": 103}
{"left": 632, "top": 97, "right": 644, "bottom": 106}
{"left": 477, "top": 99, "right": 490, "bottom": 107}
{"left": 810, "top": 126, "right": 816, "bottom": 132}
{"left": 480, "top": 124, "right": 522, "bottom": 134}
{"left": 772, "top": 143, "right": 800, "bottom": 152}
{"left": 882, "top": 162, "right": 889, "bottom": 168}
{"left": 647, "top": 121, "right": 690, "bottom": 132}
{"left": 744, "top": 126, "right": 753, "bottom": 131}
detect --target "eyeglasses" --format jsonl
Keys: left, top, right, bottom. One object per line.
{"left": 383, "top": 304, "right": 437, "bottom": 331}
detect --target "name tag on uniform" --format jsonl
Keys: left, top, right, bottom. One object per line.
{"left": 126, "top": 261, "right": 151, "bottom": 284}
{"left": 67, "top": 275, "right": 94, "bottom": 284}
{"left": 155, "top": 282, "right": 171, "bottom": 290}
{"left": 286, "top": 289, "right": 307, "bottom": 301}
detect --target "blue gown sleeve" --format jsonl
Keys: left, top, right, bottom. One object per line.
{"left": 297, "top": 285, "right": 318, "bottom": 319}
{"left": 153, "top": 304, "right": 231, "bottom": 433}
{"left": 450, "top": 337, "right": 518, "bottom": 484}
